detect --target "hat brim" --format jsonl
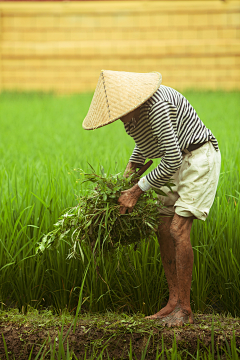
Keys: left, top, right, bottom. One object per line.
{"left": 82, "top": 70, "right": 162, "bottom": 130}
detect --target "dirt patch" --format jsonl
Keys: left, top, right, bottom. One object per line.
{"left": 0, "top": 310, "right": 239, "bottom": 359}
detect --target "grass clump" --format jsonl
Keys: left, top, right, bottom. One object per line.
{"left": 0, "top": 90, "right": 239, "bottom": 316}
{"left": 37, "top": 164, "right": 166, "bottom": 258}
{"left": 1, "top": 309, "right": 240, "bottom": 360}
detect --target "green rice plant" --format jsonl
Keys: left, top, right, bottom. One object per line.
{"left": 2, "top": 329, "right": 239, "bottom": 360}
{"left": 37, "top": 164, "right": 169, "bottom": 257}
{"left": 190, "top": 146, "right": 240, "bottom": 314}
{"left": 0, "top": 90, "right": 239, "bottom": 317}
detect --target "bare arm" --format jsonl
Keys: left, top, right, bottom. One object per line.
{"left": 119, "top": 160, "right": 153, "bottom": 214}
{"left": 120, "top": 162, "right": 143, "bottom": 214}
{"left": 123, "top": 161, "right": 142, "bottom": 178}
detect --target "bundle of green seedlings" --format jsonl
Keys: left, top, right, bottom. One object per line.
{"left": 37, "top": 164, "right": 173, "bottom": 258}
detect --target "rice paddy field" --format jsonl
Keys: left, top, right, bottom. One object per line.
{"left": 0, "top": 90, "right": 239, "bottom": 359}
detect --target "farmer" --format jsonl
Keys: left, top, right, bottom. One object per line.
{"left": 82, "top": 70, "right": 221, "bottom": 327}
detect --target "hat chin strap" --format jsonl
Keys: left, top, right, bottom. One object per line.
{"left": 130, "top": 117, "right": 138, "bottom": 129}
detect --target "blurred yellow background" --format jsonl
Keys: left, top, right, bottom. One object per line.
{"left": 0, "top": 0, "right": 239, "bottom": 93}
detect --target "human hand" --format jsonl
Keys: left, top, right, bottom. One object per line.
{"left": 118, "top": 184, "right": 144, "bottom": 214}
{"left": 123, "top": 161, "right": 139, "bottom": 178}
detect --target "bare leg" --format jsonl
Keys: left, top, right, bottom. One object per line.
{"left": 162, "top": 213, "right": 194, "bottom": 327}
{"left": 146, "top": 216, "right": 179, "bottom": 319}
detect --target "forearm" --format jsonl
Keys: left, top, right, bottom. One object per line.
{"left": 146, "top": 158, "right": 182, "bottom": 188}
{"left": 124, "top": 161, "right": 143, "bottom": 178}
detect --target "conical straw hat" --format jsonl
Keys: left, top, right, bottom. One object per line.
{"left": 82, "top": 70, "right": 162, "bottom": 130}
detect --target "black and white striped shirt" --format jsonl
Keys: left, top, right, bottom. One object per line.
{"left": 124, "top": 85, "right": 219, "bottom": 189}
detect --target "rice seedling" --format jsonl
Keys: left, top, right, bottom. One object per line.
{"left": 37, "top": 161, "right": 174, "bottom": 258}
{"left": 1, "top": 323, "right": 240, "bottom": 360}
{"left": 0, "top": 90, "right": 239, "bottom": 319}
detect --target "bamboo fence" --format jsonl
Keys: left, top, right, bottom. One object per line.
{"left": 0, "top": 0, "right": 239, "bottom": 93}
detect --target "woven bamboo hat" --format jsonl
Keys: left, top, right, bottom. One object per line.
{"left": 82, "top": 70, "right": 162, "bottom": 130}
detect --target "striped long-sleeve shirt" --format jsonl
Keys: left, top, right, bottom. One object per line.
{"left": 124, "top": 85, "right": 219, "bottom": 189}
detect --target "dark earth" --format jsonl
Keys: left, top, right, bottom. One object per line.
{"left": 0, "top": 309, "right": 239, "bottom": 359}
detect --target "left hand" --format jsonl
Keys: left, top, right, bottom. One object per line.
{"left": 118, "top": 184, "right": 144, "bottom": 214}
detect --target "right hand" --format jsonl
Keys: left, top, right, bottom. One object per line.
{"left": 123, "top": 162, "right": 139, "bottom": 178}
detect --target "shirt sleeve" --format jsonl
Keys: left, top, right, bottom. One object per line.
{"left": 138, "top": 176, "right": 152, "bottom": 191}
{"left": 145, "top": 101, "right": 183, "bottom": 188}
{"left": 129, "top": 144, "right": 146, "bottom": 166}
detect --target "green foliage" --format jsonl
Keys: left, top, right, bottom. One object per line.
{"left": 37, "top": 166, "right": 162, "bottom": 256}
{"left": 0, "top": 90, "right": 239, "bottom": 317}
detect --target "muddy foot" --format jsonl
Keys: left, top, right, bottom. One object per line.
{"left": 145, "top": 304, "right": 179, "bottom": 320}
{"left": 161, "top": 309, "right": 194, "bottom": 327}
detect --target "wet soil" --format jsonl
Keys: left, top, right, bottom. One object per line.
{"left": 0, "top": 310, "right": 239, "bottom": 359}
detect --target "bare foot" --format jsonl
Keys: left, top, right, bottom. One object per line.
{"left": 145, "top": 303, "right": 178, "bottom": 319}
{"left": 161, "top": 309, "right": 194, "bottom": 327}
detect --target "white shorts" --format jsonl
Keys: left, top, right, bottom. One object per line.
{"left": 158, "top": 142, "right": 221, "bottom": 221}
